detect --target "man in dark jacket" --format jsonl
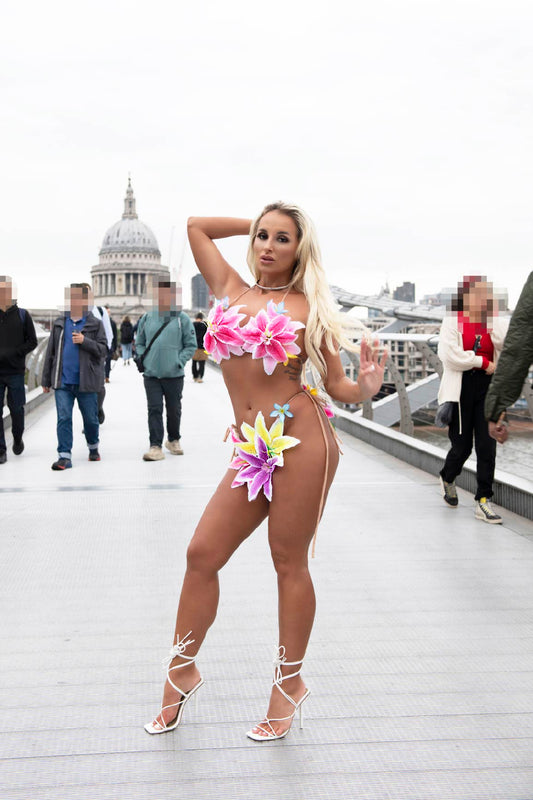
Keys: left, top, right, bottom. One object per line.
{"left": 42, "top": 283, "right": 107, "bottom": 470}
{"left": 485, "top": 271, "right": 533, "bottom": 443}
{"left": 0, "top": 275, "right": 38, "bottom": 463}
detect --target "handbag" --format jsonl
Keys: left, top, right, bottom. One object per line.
{"left": 435, "top": 401, "right": 456, "bottom": 428}
{"left": 134, "top": 320, "right": 170, "bottom": 373}
{"left": 193, "top": 348, "right": 208, "bottom": 362}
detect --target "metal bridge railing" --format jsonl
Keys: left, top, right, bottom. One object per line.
{"left": 339, "top": 333, "right": 533, "bottom": 435}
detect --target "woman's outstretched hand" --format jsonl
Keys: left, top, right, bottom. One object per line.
{"left": 357, "top": 338, "right": 387, "bottom": 402}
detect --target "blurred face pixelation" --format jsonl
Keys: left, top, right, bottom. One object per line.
{"left": 463, "top": 279, "right": 493, "bottom": 321}
{"left": 65, "top": 287, "right": 89, "bottom": 319}
{"left": 156, "top": 282, "right": 176, "bottom": 312}
{"left": 253, "top": 211, "right": 299, "bottom": 281}
{"left": 0, "top": 276, "right": 14, "bottom": 309}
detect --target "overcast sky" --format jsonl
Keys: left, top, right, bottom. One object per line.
{"left": 3, "top": 0, "right": 533, "bottom": 310}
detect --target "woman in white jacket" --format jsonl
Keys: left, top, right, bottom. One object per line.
{"left": 437, "top": 276, "right": 508, "bottom": 523}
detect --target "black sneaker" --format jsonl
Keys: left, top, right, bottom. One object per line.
{"left": 0, "top": 451, "right": 6, "bottom": 465}
{"left": 12, "top": 438, "right": 24, "bottom": 455}
{"left": 98, "top": 409, "right": 105, "bottom": 424}
{"left": 51, "top": 457, "right": 72, "bottom": 470}
{"left": 440, "top": 476, "right": 458, "bottom": 507}
{"left": 88, "top": 450, "right": 101, "bottom": 461}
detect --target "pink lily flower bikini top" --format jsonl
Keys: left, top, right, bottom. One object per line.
{"left": 203, "top": 286, "right": 306, "bottom": 375}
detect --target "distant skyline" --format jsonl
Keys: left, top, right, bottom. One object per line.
{"left": 4, "top": 1, "right": 533, "bottom": 310}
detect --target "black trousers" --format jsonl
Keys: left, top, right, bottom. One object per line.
{"left": 0, "top": 374, "right": 25, "bottom": 452}
{"left": 192, "top": 359, "right": 205, "bottom": 379}
{"left": 143, "top": 375, "right": 184, "bottom": 446}
{"left": 440, "top": 371, "right": 496, "bottom": 500}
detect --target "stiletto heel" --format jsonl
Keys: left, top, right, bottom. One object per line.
{"left": 246, "top": 646, "right": 310, "bottom": 741}
{"left": 144, "top": 631, "right": 204, "bottom": 735}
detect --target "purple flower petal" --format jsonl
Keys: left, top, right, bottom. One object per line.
{"left": 248, "top": 470, "right": 268, "bottom": 500}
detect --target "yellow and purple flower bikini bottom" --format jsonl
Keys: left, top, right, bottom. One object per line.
{"left": 226, "top": 389, "right": 339, "bottom": 555}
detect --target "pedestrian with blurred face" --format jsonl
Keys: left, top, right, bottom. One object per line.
{"left": 0, "top": 276, "right": 37, "bottom": 464}
{"left": 135, "top": 280, "right": 196, "bottom": 461}
{"left": 437, "top": 276, "right": 509, "bottom": 523}
{"left": 42, "top": 284, "right": 107, "bottom": 470}
{"left": 192, "top": 312, "right": 207, "bottom": 382}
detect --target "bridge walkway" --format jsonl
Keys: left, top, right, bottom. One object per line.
{"left": 1, "top": 362, "right": 533, "bottom": 800}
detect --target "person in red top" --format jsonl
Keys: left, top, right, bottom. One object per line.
{"left": 437, "top": 276, "right": 509, "bottom": 523}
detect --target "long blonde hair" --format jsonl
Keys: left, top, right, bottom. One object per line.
{"left": 246, "top": 202, "right": 363, "bottom": 382}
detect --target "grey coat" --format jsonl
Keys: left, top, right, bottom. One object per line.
{"left": 42, "top": 312, "right": 107, "bottom": 393}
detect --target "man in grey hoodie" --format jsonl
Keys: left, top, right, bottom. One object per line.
{"left": 135, "top": 280, "right": 196, "bottom": 461}
{"left": 42, "top": 284, "right": 107, "bottom": 470}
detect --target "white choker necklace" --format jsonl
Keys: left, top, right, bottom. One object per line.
{"left": 255, "top": 280, "right": 292, "bottom": 291}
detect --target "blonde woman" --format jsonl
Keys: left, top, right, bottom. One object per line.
{"left": 145, "top": 203, "right": 387, "bottom": 740}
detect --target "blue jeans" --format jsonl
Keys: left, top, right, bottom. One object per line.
{"left": 0, "top": 373, "right": 26, "bottom": 452}
{"left": 121, "top": 343, "right": 133, "bottom": 360}
{"left": 55, "top": 385, "right": 99, "bottom": 458}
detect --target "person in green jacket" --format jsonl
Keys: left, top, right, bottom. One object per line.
{"left": 135, "top": 280, "right": 197, "bottom": 461}
{"left": 485, "top": 272, "right": 533, "bottom": 443}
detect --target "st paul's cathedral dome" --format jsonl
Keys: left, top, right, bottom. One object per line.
{"left": 91, "top": 179, "right": 169, "bottom": 312}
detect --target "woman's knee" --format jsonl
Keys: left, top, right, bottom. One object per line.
{"left": 186, "top": 531, "right": 225, "bottom": 575}
{"left": 270, "top": 545, "right": 309, "bottom": 580}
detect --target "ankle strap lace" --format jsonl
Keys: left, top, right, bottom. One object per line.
{"left": 163, "top": 631, "right": 195, "bottom": 668}
{"left": 273, "top": 645, "right": 304, "bottom": 685}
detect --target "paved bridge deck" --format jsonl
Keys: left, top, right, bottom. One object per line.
{"left": 1, "top": 362, "right": 533, "bottom": 800}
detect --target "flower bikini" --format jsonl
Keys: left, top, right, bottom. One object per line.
{"left": 204, "top": 295, "right": 305, "bottom": 374}
{"left": 205, "top": 288, "right": 307, "bottom": 499}
{"left": 206, "top": 287, "right": 338, "bottom": 548}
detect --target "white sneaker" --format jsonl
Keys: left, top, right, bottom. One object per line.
{"left": 474, "top": 498, "right": 502, "bottom": 524}
{"left": 143, "top": 446, "right": 165, "bottom": 461}
{"left": 165, "top": 439, "right": 184, "bottom": 455}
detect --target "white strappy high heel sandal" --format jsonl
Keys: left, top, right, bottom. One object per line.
{"left": 144, "top": 631, "right": 204, "bottom": 735}
{"left": 246, "top": 646, "right": 310, "bottom": 741}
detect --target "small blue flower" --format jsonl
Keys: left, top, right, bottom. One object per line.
{"left": 273, "top": 301, "right": 288, "bottom": 314}
{"left": 217, "top": 296, "right": 230, "bottom": 310}
{"left": 270, "top": 402, "right": 293, "bottom": 420}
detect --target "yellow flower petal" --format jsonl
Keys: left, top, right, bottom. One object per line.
{"left": 268, "top": 417, "right": 284, "bottom": 440}
{"left": 271, "top": 435, "right": 300, "bottom": 454}
{"left": 254, "top": 412, "right": 270, "bottom": 443}
{"left": 237, "top": 442, "right": 257, "bottom": 455}
{"left": 241, "top": 422, "right": 256, "bottom": 443}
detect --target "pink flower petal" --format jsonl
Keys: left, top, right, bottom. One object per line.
{"left": 267, "top": 315, "right": 289, "bottom": 336}
{"left": 262, "top": 354, "right": 278, "bottom": 375}
{"left": 284, "top": 341, "right": 301, "bottom": 355}
{"left": 265, "top": 339, "right": 287, "bottom": 362}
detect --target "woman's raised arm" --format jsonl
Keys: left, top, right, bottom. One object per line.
{"left": 187, "top": 217, "right": 252, "bottom": 299}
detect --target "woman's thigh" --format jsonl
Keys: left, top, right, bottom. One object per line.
{"left": 267, "top": 396, "right": 339, "bottom": 562}
{"left": 188, "top": 469, "right": 269, "bottom": 572}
